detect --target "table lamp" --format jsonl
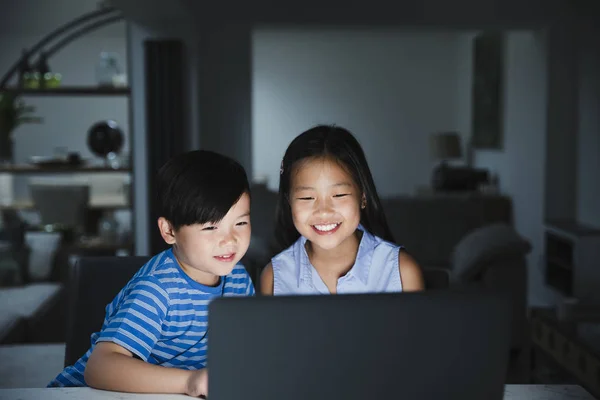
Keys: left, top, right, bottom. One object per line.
{"left": 430, "top": 132, "right": 463, "bottom": 191}
{"left": 430, "top": 131, "right": 463, "bottom": 165}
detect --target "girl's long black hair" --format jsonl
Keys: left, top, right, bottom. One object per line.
{"left": 272, "top": 124, "right": 395, "bottom": 255}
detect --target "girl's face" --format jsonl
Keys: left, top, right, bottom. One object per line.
{"left": 289, "top": 157, "right": 362, "bottom": 251}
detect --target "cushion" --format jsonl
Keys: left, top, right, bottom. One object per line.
{"left": 451, "top": 223, "right": 531, "bottom": 281}
{"left": 0, "top": 312, "right": 25, "bottom": 343}
{"left": 0, "top": 283, "right": 62, "bottom": 318}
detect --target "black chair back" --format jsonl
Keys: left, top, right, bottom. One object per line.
{"left": 64, "top": 256, "right": 150, "bottom": 367}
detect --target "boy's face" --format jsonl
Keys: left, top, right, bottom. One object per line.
{"left": 159, "top": 192, "right": 251, "bottom": 285}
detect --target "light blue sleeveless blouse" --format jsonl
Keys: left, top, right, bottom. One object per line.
{"left": 271, "top": 225, "right": 403, "bottom": 295}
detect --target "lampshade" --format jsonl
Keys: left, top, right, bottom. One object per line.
{"left": 430, "top": 132, "right": 463, "bottom": 160}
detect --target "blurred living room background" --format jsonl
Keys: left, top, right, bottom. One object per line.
{"left": 1, "top": 0, "right": 599, "bottom": 395}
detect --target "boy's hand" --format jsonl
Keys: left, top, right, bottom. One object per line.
{"left": 186, "top": 368, "right": 208, "bottom": 397}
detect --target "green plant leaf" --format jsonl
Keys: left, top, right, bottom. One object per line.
{"left": 0, "top": 91, "right": 42, "bottom": 134}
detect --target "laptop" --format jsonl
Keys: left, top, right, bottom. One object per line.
{"left": 208, "top": 289, "right": 512, "bottom": 400}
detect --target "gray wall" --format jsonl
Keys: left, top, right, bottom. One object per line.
{"left": 126, "top": 20, "right": 200, "bottom": 255}
{"left": 576, "top": 23, "right": 600, "bottom": 227}
{"left": 473, "top": 32, "right": 554, "bottom": 306}
{"left": 179, "top": 0, "right": 567, "bottom": 27}
{"left": 196, "top": 25, "right": 253, "bottom": 178}
{"left": 544, "top": 22, "right": 579, "bottom": 222}
{"left": 252, "top": 29, "right": 464, "bottom": 195}
{"left": 125, "top": 22, "right": 150, "bottom": 256}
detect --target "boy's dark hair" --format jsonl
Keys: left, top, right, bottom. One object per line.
{"left": 273, "top": 124, "right": 394, "bottom": 254}
{"left": 157, "top": 150, "right": 250, "bottom": 230}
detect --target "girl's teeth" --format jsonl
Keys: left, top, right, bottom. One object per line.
{"left": 314, "top": 223, "right": 338, "bottom": 231}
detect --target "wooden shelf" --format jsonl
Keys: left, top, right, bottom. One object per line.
{"left": 545, "top": 219, "right": 600, "bottom": 237}
{"left": 2, "top": 86, "right": 130, "bottom": 96}
{"left": 2, "top": 194, "right": 129, "bottom": 210}
{"left": 0, "top": 164, "right": 131, "bottom": 174}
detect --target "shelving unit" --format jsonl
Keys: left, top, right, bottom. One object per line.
{"left": 544, "top": 220, "right": 600, "bottom": 304}
{"left": 0, "top": 164, "right": 130, "bottom": 174}
{"left": 0, "top": 84, "right": 133, "bottom": 254}
{"left": 0, "top": 6, "right": 135, "bottom": 259}
{"left": 2, "top": 86, "right": 130, "bottom": 96}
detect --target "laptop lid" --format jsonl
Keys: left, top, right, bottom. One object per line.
{"left": 208, "top": 290, "right": 512, "bottom": 400}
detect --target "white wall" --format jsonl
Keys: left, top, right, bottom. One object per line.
{"left": 252, "top": 29, "right": 467, "bottom": 196}
{"left": 473, "top": 31, "right": 556, "bottom": 306}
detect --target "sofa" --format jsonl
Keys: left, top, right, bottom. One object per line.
{"left": 0, "top": 282, "right": 65, "bottom": 344}
{"left": 381, "top": 192, "right": 513, "bottom": 269}
{"left": 248, "top": 184, "right": 514, "bottom": 269}
{"left": 0, "top": 210, "right": 66, "bottom": 345}
{"left": 450, "top": 223, "right": 531, "bottom": 349}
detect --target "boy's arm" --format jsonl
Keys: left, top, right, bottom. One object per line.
{"left": 85, "top": 342, "right": 206, "bottom": 396}
{"left": 83, "top": 276, "right": 208, "bottom": 397}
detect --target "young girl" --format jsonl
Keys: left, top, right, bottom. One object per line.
{"left": 260, "top": 125, "right": 424, "bottom": 295}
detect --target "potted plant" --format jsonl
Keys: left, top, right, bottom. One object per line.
{"left": 0, "top": 91, "right": 43, "bottom": 164}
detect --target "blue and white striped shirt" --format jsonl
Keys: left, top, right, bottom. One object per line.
{"left": 48, "top": 248, "right": 255, "bottom": 387}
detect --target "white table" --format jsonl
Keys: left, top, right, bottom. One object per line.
{"left": 0, "top": 344, "right": 65, "bottom": 389}
{"left": 0, "top": 385, "right": 595, "bottom": 400}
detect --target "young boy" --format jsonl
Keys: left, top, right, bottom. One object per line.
{"left": 48, "top": 150, "right": 255, "bottom": 397}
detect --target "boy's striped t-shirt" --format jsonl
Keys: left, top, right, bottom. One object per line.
{"left": 48, "top": 248, "right": 255, "bottom": 387}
